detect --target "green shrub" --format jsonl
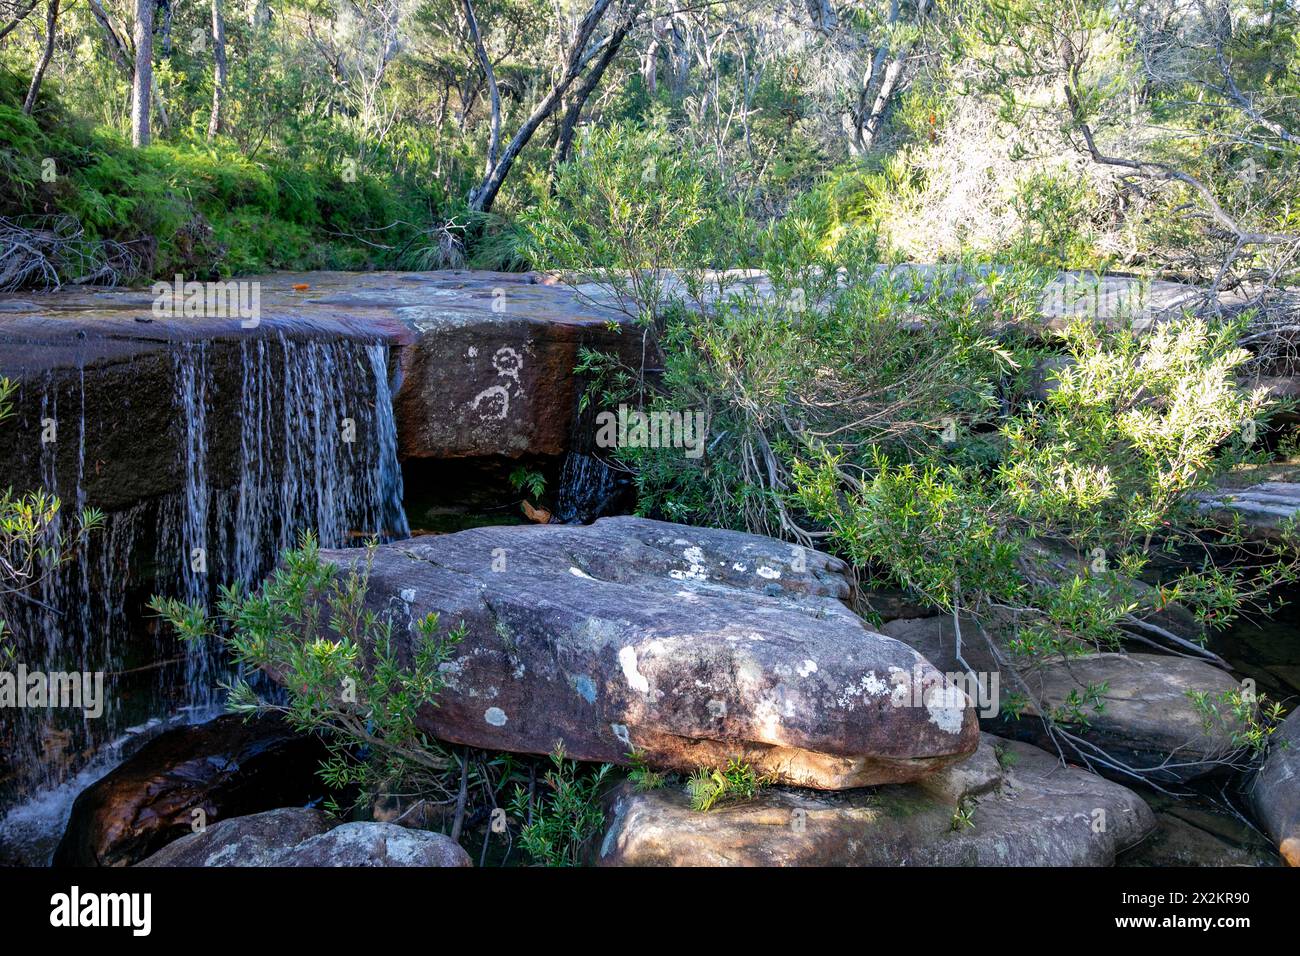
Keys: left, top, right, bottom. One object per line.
{"left": 520, "top": 116, "right": 750, "bottom": 324}
{"left": 507, "top": 746, "right": 612, "bottom": 867}
{"left": 796, "top": 315, "right": 1300, "bottom": 660}
{"left": 686, "top": 759, "right": 771, "bottom": 812}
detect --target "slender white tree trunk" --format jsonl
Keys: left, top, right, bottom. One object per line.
{"left": 22, "top": 0, "right": 59, "bottom": 114}
{"left": 207, "top": 0, "right": 228, "bottom": 139}
{"left": 131, "top": 0, "right": 154, "bottom": 146}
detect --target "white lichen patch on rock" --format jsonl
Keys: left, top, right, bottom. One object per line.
{"left": 484, "top": 707, "right": 508, "bottom": 726}
{"left": 618, "top": 646, "right": 651, "bottom": 695}
{"left": 756, "top": 565, "right": 782, "bottom": 579}
{"left": 923, "top": 683, "right": 968, "bottom": 735}
{"left": 669, "top": 547, "right": 710, "bottom": 581}
{"left": 437, "top": 658, "right": 464, "bottom": 690}
{"left": 836, "top": 671, "right": 889, "bottom": 710}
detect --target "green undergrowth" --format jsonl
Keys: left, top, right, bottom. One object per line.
{"left": 0, "top": 72, "right": 464, "bottom": 282}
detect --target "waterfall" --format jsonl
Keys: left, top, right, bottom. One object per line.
{"left": 158, "top": 333, "right": 410, "bottom": 709}
{"left": 554, "top": 451, "right": 624, "bottom": 523}
{"left": 369, "top": 343, "right": 410, "bottom": 542}
{"left": 173, "top": 342, "right": 215, "bottom": 706}
{"left": 0, "top": 332, "right": 409, "bottom": 806}
{"left": 553, "top": 371, "right": 628, "bottom": 523}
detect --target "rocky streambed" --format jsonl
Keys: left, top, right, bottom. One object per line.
{"left": 0, "top": 269, "right": 1296, "bottom": 868}
{"left": 26, "top": 513, "right": 1297, "bottom": 868}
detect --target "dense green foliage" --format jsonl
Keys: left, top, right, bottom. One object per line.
{"left": 507, "top": 747, "right": 612, "bottom": 866}
{"left": 0, "top": 70, "right": 439, "bottom": 278}
{"left": 2, "top": 0, "right": 1296, "bottom": 286}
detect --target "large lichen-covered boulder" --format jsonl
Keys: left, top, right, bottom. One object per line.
{"left": 137, "top": 808, "right": 471, "bottom": 867}
{"left": 309, "top": 517, "right": 980, "bottom": 789}
{"left": 595, "top": 735, "right": 1154, "bottom": 866}
{"left": 1251, "top": 708, "right": 1300, "bottom": 866}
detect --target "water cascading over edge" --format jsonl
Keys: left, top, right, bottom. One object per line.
{"left": 0, "top": 332, "right": 409, "bottom": 805}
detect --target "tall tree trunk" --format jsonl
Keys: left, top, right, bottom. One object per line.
{"left": 462, "top": 0, "right": 500, "bottom": 176}
{"left": 21, "top": 0, "right": 59, "bottom": 115}
{"left": 850, "top": 0, "right": 929, "bottom": 154}
{"left": 640, "top": 39, "right": 658, "bottom": 96}
{"left": 207, "top": 0, "right": 228, "bottom": 139}
{"left": 670, "top": 17, "right": 688, "bottom": 97}
{"left": 131, "top": 0, "right": 154, "bottom": 146}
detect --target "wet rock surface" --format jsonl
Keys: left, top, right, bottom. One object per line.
{"left": 595, "top": 735, "right": 1154, "bottom": 866}
{"left": 1119, "top": 803, "right": 1280, "bottom": 867}
{"left": 137, "top": 807, "right": 472, "bottom": 867}
{"left": 0, "top": 270, "right": 644, "bottom": 511}
{"left": 307, "top": 516, "right": 980, "bottom": 789}
{"left": 53, "top": 714, "right": 329, "bottom": 867}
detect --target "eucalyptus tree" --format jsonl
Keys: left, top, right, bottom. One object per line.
{"left": 130, "top": 0, "right": 153, "bottom": 145}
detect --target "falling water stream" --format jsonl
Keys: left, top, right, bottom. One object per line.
{"left": 0, "top": 333, "right": 408, "bottom": 862}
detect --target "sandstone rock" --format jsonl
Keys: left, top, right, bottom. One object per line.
{"left": 1009, "top": 653, "right": 1248, "bottom": 783}
{"left": 1196, "top": 482, "right": 1300, "bottom": 543}
{"left": 267, "top": 823, "right": 471, "bottom": 867}
{"left": 53, "top": 714, "right": 329, "bottom": 867}
{"left": 879, "top": 615, "right": 1000, "bottom": 676}
{"left": 549, "top": 266, "right": 1219, "bottom": 332}
{"left": 384, "top": 272, "right": 653, "bottom": 460}
{"left": 1250, "top": 708, "right": 1300, "bottom": 866}
{"left": 136, "top": 807, "right": 335, "bottom": 867}
{"left": 137, "top": 807, "right": 471, "bottom": 867}
{"left": 0, "top": 271, "right": 642, "bottom": 513}
{"left": 595, "top": 735, "right": 1154, "bottom": 866}
{"left": 1119, "top": 811, "right": 1278, "bottom": 867}
{"left": 881, "top": 616, "right": 1246, "bottom": 782}
{"left": 307, "top": 517, "right": 979, "bottom": 789}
